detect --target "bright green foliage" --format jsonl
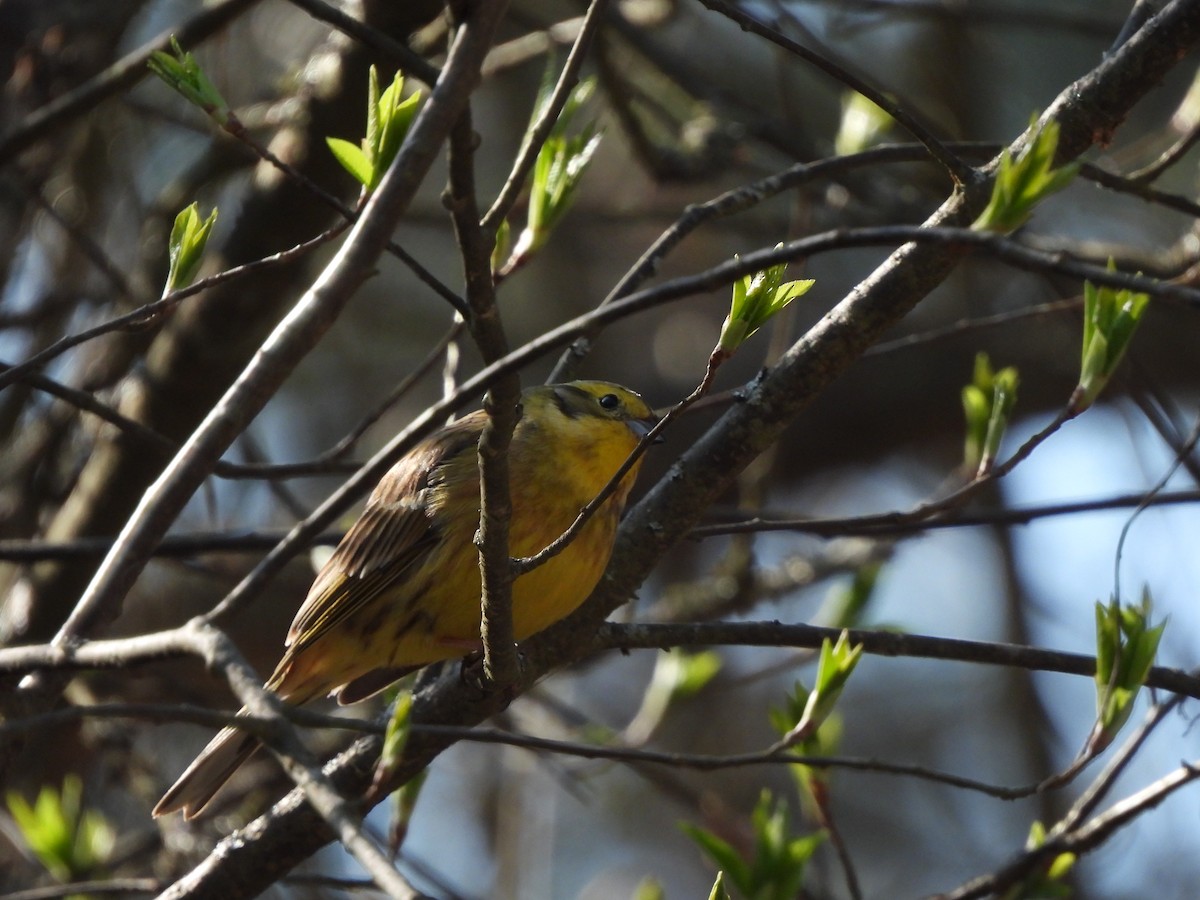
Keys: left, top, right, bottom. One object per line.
{"left": 774, "top": 631, "right": 863, "bottom": 747}
{"left": 507, "top": 77, "right": 601, "bottom": 264}
{"left": 7, "top": 775, "right": 114, "bottom": 884}
{"left": 1091, "top": 591, "right": 1165, "bottom": 753}
{"left": 525, "top": 127, "right": 601, "bottom": 240}
{"left": 961, "top": 352, "right": 1020, "bottom": 476}
{"left": 147, "top": 37, "right": 230, "bottom": 125}
{"left": 1076, "top": 264, "right": 1150, "bottom": 412}
{"left": 166, "top": 202, "right": 218, "bottom": 292}
{"left": 519, "top": 65, "right": 596, "bottom": 160}
{"left": 682, "top": 790, "right": 824, "bottom": 900}
{"left": 327, "top": 67, "right": 422, "bottom": 193}
{"left": 973, "top": 116, "right": 1079, "bottom": 233}
{"left": 834, "top": 91, "right": 894, "bottom": 157}
{"left": 999, "top": 821, "right": 1076, "bottom": 899}
{"left": 625, "top": 648, "right": 722, "bottom": 743}
{"left": 718, "top": 245, "right": 815, "bottom": 354}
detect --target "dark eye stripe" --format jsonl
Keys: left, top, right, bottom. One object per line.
{"left": 552, "top": 386, "right": 581, "bottom": 418}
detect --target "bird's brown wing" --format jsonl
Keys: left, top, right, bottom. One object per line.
{"left": 282, "top": 415, "right": 484, "bottom": 659}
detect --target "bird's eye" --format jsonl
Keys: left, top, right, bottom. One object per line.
{"left": 598, "top": 393, "right": 620, "bottom": 410}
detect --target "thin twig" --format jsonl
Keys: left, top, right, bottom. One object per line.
{"left": 1113, "top": 407, "right": 1200, "bottom": 598}
{"left": 6, "top": 615, "right": 1198, "bottom": 703}
{"left": 407, "top": 724, "right": 1035, "bottom": 798}
{"left": 1052, "top": 698, "right": 1181, "bottom": 833}
{"left": 0, "top": 223, "right": 348, "bottom": 392}
{"left": 823, "top": 807, "right": 863, "bottom": 900}
{"left": 698, "top": 0, "right": 975, "bottom": 185}
{"left": 481, "top": 0, "right": 611, "bottom": 233}
{"left": 689, "top": 487, "right": 1200, "bottom": 540}
{"left": 1127, "top": 121, "right": 1200, "bottom": 182}
{"left": 0, "top": 0, "right": 266, "bottom": 165}
{"left": 935, "top": 753, "right": 1200, "bottom": 899}
{"left": 446, "top": 108, "right": 522, "bottom": 686}
{"left": 0, "top": 699, "right": 382, "bottom": 739}
{"left": 591, "top": 621, "right": 1200, "bottom": 700}
{"left": 310, "top": 317, "right": 467, "bottom": 462}
{"left": 215, "top": 111, "right": 467, "bottom": 317}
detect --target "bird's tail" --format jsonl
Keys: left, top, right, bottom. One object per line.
{"left": 152, "top": 715, "right": 260, "bottom": 820}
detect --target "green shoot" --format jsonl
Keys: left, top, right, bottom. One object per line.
{"left": 770, "top": 680, "right": 844, "bottom": 824}
{"left": 1090, "top": 591, "right": 1165, "bottom": 754}
{"left": 973, "top": 115, "right": 1079, "bottom": 233}
{"left": 774, "top": 632, "right": 863, "bottom": 748}
{"left": 633, "top": 876, "right": 667, "bottom": 900}
{"left": 388, "top": 769, "right": 427, "bottom": 856}
{"left": 681, "top": 790, "right": 824, "bottom": 900}
{"left": 166, "top": 202, "right": 218, "bottom": 293}
{"left": 1074, "top": 263, "right": 1149, "bottom": 413}
{"left": 327, "top": 66, "right": 422, "bottom": 193}
{"left": 499, "top": 77, "right": 601, "bottom": 275}
{"left": 147, "top": 37, "right": 231, "bottom": 125}
{"left": 961, "top": 352, "right": 1020, "bottom": 476}
{"left": 370, "top": 689, "right": 414, "bottom": 797}
{"left": 718, "top": 245, "right": 814, "bottom": 357}
{"left": 490, "top": 218, "right": 511, "bottom": 277}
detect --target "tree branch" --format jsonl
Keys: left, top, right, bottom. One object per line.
{"left": 445, "top": 105, "right": 522, "bottom": 686}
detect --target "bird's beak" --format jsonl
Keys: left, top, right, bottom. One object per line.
{"left": 628, "top": 414, "right": 664, "bottom": 443}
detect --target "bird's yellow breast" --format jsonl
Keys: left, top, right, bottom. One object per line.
{"left": 419, "top": 406, "right": 640, "bottom": 647}
{"left": 272, "top": 381, "right": 653, "bottom": 700}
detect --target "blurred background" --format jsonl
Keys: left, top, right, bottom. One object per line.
{"left": 2, "top": 0, "right": 1200, "bottom": 896}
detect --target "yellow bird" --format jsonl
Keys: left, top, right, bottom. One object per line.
{"left": 154, "top": 381, "right": 656, "bottom": 819}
